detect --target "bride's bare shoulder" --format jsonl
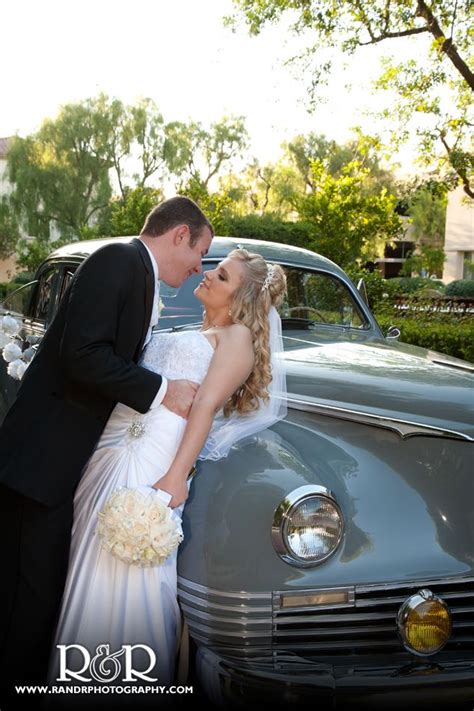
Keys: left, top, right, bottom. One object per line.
{"left": 217, "top": 323, "right": 253, "bottom": 350}
{"left": 226, "top": 323, "right": 252, "bottom": 340}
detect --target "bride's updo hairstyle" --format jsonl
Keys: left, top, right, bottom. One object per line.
{"left": 224, "top": 248, "right": 286, "bottom": 417}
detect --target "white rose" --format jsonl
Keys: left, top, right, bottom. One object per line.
{"left": 3, "top": 342, "right": 22, "bottom": 363}
{"left": 16, "top": 361, "right": 29, "bottom": 380}
{"left": 7, "top": 359, "right": 24, "bottom": 380}
{"left": 2, "top": 315, "right": 21, "bottom": 336}
{"left": 0, "top": 331, "right": 11, "bottom": 348}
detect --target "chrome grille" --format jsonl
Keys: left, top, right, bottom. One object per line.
{"left": 178, "top": 576, "right": 474, "bottom": 657}
{"left": 273, "top": 577, "right": 474, "bottom": 656}
{"left": 178, "top": 577, "right": 272, "bottom": 648}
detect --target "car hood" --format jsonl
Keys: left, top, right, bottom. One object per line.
{"left": 283, "top": 333, "right": 474, "bottom": 440}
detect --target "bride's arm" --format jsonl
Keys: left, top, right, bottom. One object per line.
{"left": 153, "top": 324, "right": 254, "bottom": 506}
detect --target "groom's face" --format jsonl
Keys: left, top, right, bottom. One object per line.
{"left": 169, "top": 226, "right": 213, "bottom": 287}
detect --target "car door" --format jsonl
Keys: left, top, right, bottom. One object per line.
{"left": 0, "top": 261, "right": 79, "bottom": 420}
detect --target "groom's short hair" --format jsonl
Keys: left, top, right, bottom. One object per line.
{"left": 140, "top": 196, "right": 213, "bottom": 246}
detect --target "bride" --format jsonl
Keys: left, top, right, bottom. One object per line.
{"left": 48, "top": 248, "right": 287, "bottom": 690}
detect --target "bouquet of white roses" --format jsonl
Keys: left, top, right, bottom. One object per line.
{"left": 96, "top": 486, "right": 183, "bottom": 567}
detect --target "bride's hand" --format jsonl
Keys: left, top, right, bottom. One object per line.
{"left": 153, "top": 473, "right": 188, "bottom": 508}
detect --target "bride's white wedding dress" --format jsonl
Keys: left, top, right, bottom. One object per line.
{"left": 48, "top": 330, "right": 215, "bottom": 687}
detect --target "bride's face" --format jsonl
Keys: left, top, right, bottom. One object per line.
{"left": 194, "top": 257, "right": 244, "bottom": 309}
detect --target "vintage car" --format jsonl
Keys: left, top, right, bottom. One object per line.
{"left": 1, "top": 236, "right": 473, "bottom": 709}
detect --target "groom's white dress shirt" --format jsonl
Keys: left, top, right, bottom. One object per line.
{"left": 141, "top": 241, "right": 168, "bottom": 409}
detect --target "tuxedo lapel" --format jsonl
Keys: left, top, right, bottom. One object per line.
{"left": 131, "top": 238, "right": 155, "bottom": 360}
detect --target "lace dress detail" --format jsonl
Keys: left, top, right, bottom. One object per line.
{"left": 140, "top": 330, "right": 214, "bottom": 382}
{"left": 107, "top": 331, "right": 215, "bottom": 449}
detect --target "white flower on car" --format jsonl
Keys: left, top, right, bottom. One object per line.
{"left": 0, "top": 313, "right": 37, "bottom": 380}
{"left": 3, "top": 342, "right": 22, "bottom": 363}
{"left": 2, "top": 314, "right": 21, "bottom": 336}
{"left": 96, "top": 486, "right": 183, "bottom": 568}
{"left": 0, "top": 331, "right": 10, "bottom": 348}
{"left": 7, "top": 358, "right": 24, "bottom": 380}
{"left": 16, "top": 361, "right": 29, "bottom": 380}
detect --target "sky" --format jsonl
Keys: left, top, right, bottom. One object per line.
{"left": 1, "top": 0, "right": 422, "bottom": 177}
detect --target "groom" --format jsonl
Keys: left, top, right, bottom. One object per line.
{"left": 0, "top": 196, "right": 213, "bottom": 701}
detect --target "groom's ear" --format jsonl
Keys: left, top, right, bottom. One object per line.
{"left": 172, "top": 224, "right": 190, "bottom": 245}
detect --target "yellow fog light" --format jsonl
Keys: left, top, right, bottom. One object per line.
{"left": 397, "top": 588, "right": 451, "bottom": 656}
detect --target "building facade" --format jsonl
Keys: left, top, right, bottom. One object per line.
{"left": 443, "top": 186, "right": 474, "bottom": 283}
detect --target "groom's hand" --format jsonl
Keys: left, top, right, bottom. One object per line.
{"left": 163, "top": 379, "right": 199, "bottom": 419}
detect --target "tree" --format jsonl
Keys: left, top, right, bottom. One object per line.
{"left": 400, "top": 187, "right": 447, "bottom": 276}
{"left": 0, "top": 197, "right": 19, "bottom": 259}
{"left": 221, "top": 159, "right": 301, "bottom": 217}
{"left": 7, "top": 97, "right": 115, "bottom": 241}
{"left": 294, "top": 159, "right": 402, "bottom": 267}
{"left": 106, "top": 186, "right": 164, "bottom": 237}
{"left": 229, "top": 1, "right": 474, "bottom": 197}
{"left": 166, "top": 116, "right": 249, "bottom": 189}
{"left": 16, "top": 237, "right": 53, "bottom": 272}
{"left": 285, "top": 130, "right": 395, "bottom": 192}
{"left": 180, "top": 177, "right": 235, "bottom": 235}
{"left": 6, "top": 95, "right": 174, "bottom": 244}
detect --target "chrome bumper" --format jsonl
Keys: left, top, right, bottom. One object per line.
{"left": 195, "top": 646, "right": 474, "bottom": 708}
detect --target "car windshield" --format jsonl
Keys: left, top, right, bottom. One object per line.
{"left": 157, "top": 263, "right": 368, "bottom": 331}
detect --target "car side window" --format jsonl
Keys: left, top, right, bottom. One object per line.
{"left": 58, "top": 266, "right": 78, "bottom": 304}
{"left": 282, "top": 268, "right": 368, "bottom": 328}
{"left": 32, "top": 268, "right": 57, "bottom": 322}
{"left": 0, "top": 281, "right": 38, "bottom": 317}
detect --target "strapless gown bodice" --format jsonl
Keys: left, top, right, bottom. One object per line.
{"left": 140, "top": 329, "right": 214, "bottom": 382}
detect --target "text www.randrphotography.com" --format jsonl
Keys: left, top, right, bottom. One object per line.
{"left": 15, "top": 684, "right": 193, "bottom": 696}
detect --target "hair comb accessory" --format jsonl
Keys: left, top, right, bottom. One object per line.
{"left": 261, "top": 264, "right": 277, "bottom": 291}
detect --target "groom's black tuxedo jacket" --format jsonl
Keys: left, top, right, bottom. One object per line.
{"left": 0, "top": 238, "right": 162, "bottom": 507}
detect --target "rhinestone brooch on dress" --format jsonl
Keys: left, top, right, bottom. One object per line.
{"left": 128, "top": 419, "right": 146, "bottom": 438}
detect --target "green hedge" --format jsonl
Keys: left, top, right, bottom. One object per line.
{"left": 223, "top": 214, "right": 314, "bottom": 250}
{"left": 346, "top": 269, "right": 448, "bottom": 312}
{"left": 375, "top": 313, "right": 474, "bottom": 363}
{"left": 445, "top": 279, "right": 474, "bottom": 297}
{"left": 388, "top": 276, "right": 445, "bottom": 294}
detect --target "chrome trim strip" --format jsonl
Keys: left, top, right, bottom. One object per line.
{"left": 275, "top": 624, "right": 396, "bottom": 637}
{"left": 275, "top": 611, "right": 396, "bottom": 624}
{"left": 430, "top": 358, "right": 474, "bottom": 374}
{"left": 356, "top": 576, "right": 474, "bottom": 593}
{"left": 178, "top": 589, "right": 273, "bottom": 614}
{"left": 180, "top": 603, "right": 271, "bottom": 628}
{"left": 185, "top": 619, "right": 272, "bottom": 639}
{"left": 287, "top": 395, "right": 474, "bottom": 442}
{"left": 178, "top": 577, "right": 271, "bottom": 601}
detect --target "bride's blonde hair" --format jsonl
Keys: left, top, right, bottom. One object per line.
{"left": 224, "top": 249, "right": 287, "bottom": 417}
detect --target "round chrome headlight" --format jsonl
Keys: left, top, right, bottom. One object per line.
{"left": 272, "top": 485, "right": 344, "bottom": 567}
{"left": 397, "top": 589, "right": 452, "bottom": 656}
